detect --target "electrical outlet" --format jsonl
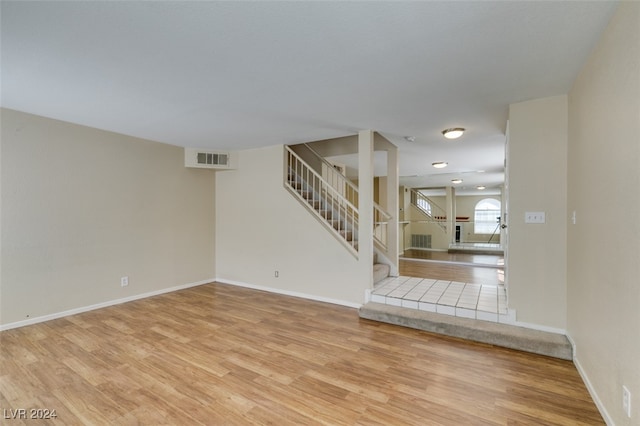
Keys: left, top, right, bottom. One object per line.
{"left": 121, "top": 276, "right": 129, "bottom": 287}
{"left": 274, "top": 270, "right": 279, "bottom": 278}
{"left": 623, "top": 385, "right": 631, "bottom": 418}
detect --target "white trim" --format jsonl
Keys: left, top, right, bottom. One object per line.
{"left": 505, "top": 310, "right": 567, "bottom": 335}
{"left": 571, "top": 348, "right": 614, "bottom": 425}
{"left": 406, "top": 247, "right": 448, "bottom": 252}
{"left": 512, "top": 319, "right": 566, "bottom": 335}
{"left": 0, "top": 278, "right": 214, "bottom": 331}
{"left": 566, "top": 333, "right": 578, "bottom": 360}
{"left": 216, "top": 278, "right": 362, "bottom": 309}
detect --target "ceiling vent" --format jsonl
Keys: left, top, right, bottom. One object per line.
{"left": 185, "top": 148, "right": 234, "bottom": 169}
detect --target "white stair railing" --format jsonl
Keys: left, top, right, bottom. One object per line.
{"left": 410, "top": 189, "right": 447, "bottom": 232}
{"left": 300, "top": 143, "right": 359, "bottom": 206}
{"left": 374, "top": 203, "right": 391, "bottom": 252}
{"left": 285, "top": 144, "right": 395, "bottom": 257}
{"left": 297, "top": 143, "right": 392, "bottom": 253}
{"left": 285, "top": 146, "right": 359, "bottom": 256}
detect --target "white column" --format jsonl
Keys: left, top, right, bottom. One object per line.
{"left": 358, "top": 130, "right": 374, "bottom": 287}
{"left": 386, "top": 143, "right": 399, "bottom": 275}
{"left": 446, "top": 186, "right": 455, "bottom": 245}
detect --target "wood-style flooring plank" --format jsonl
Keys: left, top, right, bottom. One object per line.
{"left": 0, "top": 282, "right": 603, "bottom": 425}
{"left": 399, "top": 258, "right": 504, "bottom": 285}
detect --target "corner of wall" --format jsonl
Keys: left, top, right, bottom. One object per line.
{"left": 506, "top": 95, "right": 568, "bottom": 330}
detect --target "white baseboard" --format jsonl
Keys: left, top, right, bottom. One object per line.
{"left": 566, "top": 333, "right": 578, "bottom": 359}
{"left": 216, "top": 278, "right": 362, "bottom": 309}
{"left": 405, "top": 247, "right": 448, "bottom": 252}
{"left": 0, "top": 278, "right": 215, "bottom": 331}
{"left": 512, "top": 319, "right": 566, "bottom": 335}
{"left": 570, "top": 341, "right": 614, "bottom": 425}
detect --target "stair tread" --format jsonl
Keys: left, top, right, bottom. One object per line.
{"left": 338, "top": 230, "right": 354, "bottom": 241}
{"left": 373, "top": 263, "right": 390, "bottom": 284}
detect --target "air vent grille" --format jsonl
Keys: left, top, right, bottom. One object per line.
{"left": 197, "top": 152, "right": 228, "bottom": 166}
{"left": 411, "top": 234, "right": 432, "bottom": 249}
{"left": 185, "top": 148, "right": 233, "bottom": 169}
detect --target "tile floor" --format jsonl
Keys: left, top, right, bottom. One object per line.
{"left": 371, "top": 276, "right": 514, "bottom": 324}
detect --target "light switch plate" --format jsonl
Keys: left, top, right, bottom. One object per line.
{"left": 525, "top": 212, "right": 546, "bottom": 224}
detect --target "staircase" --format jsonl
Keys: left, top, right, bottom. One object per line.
{"left": 284, "top": 145, "right": 391, "bottom": 283}
{"left": 288, "top": 175, "right": 357, "bottom": 247}
{"left": 373, "top": 252, "right": 390, "bottom": 284}
{"left": 410, "top": 189, "right": 447, "bottom": 232}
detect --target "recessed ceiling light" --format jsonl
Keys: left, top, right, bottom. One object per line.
{"left": 451, "top": 178, "right": 463, "bottom": 184}
{"left": 477, "top": 185, "right": 486, "bottom": 190}
{"left": 404, "top": 136, "right": 416, "bottom": 142}
{"left": 432, "top": 162, "right": 448, "bottom": 169}
{"left": 442, "top": 128, "right": 465, "bottom": 139}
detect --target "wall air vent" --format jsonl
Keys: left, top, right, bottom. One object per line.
{"left": 411, "top": 234, "right": 432, "bottom": 249}
{"left": 197, "top": 152, "right": 228, "bottom": 166}
{"left": 185, "top": 148, "right": 235, "bottom": 169}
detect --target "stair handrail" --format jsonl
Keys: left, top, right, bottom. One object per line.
{"left": 374, "top": 202, "right": 391, "bottom": 221}
{"left": 302, "top": 143, "right": 360, "bottom": 201}
{"left": 301, "top": 143, "right": 393, "bottom": 252}
{"left": 373, "top": 202, "right": 391, "bottom": 251}
{"left": 298, "top": 144, "right": 394, "bottom": 223}
{"left": 285, "top": 146, "right": 359, "bottom": 256}
{"left": 410, "top": 189, "right": 447, "bottom": 232}
{"left": 285, "top": 144, "right": 395, "bottom": 256}
{"left": 286, "top": 147, "right": 359, "bottom": 213}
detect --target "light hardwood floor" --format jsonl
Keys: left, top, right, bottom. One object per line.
{"left": 401, "top": 249, "right": 504, "bottom": 266}
{"left": 399, "top": 259, "right": 504, "bottom": 286}
{"left": 0, "top": 283, "right": 602, "bottom": 425}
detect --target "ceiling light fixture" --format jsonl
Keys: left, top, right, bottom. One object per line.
{"left": 442, "top": 128, "right": 465, "bottom": 139}
{"left": 404, "top": 136, "right": 416, "bottom": 142}
{"left": 477, "top": 185, "right": 486, "bottom": 190}
{"left": 432, "top": 162, "right": 448, "bottom": 169}
{"left": 451, "top": 178, "right": 463, "bottom": 184}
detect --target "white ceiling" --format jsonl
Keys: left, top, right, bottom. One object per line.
{"left": 1, "top": 1, "right": 617, "bottom": 193}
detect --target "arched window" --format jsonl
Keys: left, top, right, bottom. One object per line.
{"left": 474, "top": 198, "right": 501, "bottom": 234}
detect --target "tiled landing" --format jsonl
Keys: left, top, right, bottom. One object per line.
{"left": 372, "top": 276, "right": 513, "bottom": 324}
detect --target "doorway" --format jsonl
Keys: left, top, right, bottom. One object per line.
{"left": 400, "top": 187, "right": 505, "bottom": 286}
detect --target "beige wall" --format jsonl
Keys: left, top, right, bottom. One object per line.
{"left": 405, "top": 194, "right": 448, "bottom": 250}
{"left": 407, "top": 204, "right": 449, "bottom": 250}
{"left": 455, "top": 195, "right": 501, "bottom": 243}
{"left": 567, "top": 2, "right": 640, "bottom": 423}
{"left": 507, "top": 95, "right": 568, "bottom": 330}
{"left": 0, "top": 109, "right": 215, "bottom": 326}
{"left": 215, "top": 145, "right": 367, "bottom": 305}
{"left": 405, "top": 193, "right": 503, "bottom": 248}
